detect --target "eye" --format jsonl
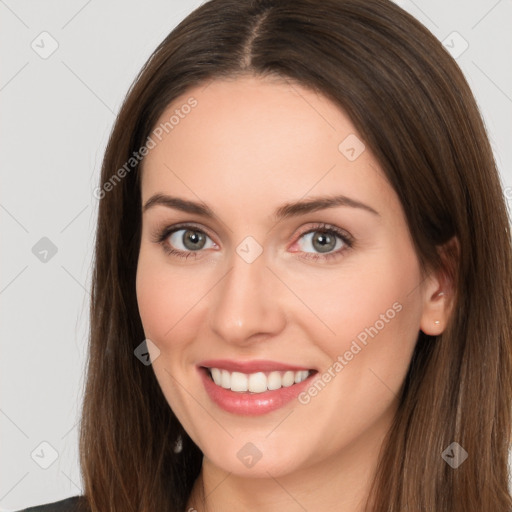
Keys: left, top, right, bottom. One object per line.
{"left": 153, "top": 224, "right": 217, "bottom": 260}
{"left": 293, "top": 223, "right": 353, "bottom": 261}
{"left": 168, "top": 228, "right": 215, "bottom": 252}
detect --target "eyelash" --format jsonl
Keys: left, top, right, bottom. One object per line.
{"left": 151, "top": 222, "right": 354, "bottom": 262}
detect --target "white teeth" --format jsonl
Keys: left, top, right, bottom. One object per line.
{"left": 267, "top": 371, "right": 282, "bottom": 391}
{"left": 221, "top": 369, "right": 230, "bottom": 388}
{"left": 248, "top": 372, "right": 267, "bottom": 393}
{"left": 230, "top": 372, "right": 248, "bottom": 392}
{"left": 211, "top": 367, "right": 222, "bottom": 386}
{"left": 294, "top": 370, "right": 305, "bottom": 383}
{"left": 207, "top": 368, "right": 311, "bottom": 393}
{"left": 282, "top": 371, "right": 295, "bottom": 387}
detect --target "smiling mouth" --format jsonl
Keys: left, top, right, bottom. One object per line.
{"left": 202, "top": 366, "right": 317, "bottom": 394}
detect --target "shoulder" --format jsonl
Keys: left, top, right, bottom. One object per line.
{"left": 15, "top": 496, "right": 90, "bottom": 512}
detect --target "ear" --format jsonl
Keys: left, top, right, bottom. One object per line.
{"left": 419, "top": 236, "right": 459, "bottom": 336}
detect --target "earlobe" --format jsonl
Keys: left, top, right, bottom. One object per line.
{"left": 420, "top": 288, "right": 450, "bottom": 335}
{"left": 419, "top": 237, "right": 459, "bottom": 336}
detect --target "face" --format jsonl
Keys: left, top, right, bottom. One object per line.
{"left": 136, "top": 75, "right": 439, "bottom": 478}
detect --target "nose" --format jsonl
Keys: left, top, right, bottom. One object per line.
{"left": 208, "top": 248, "right": 287, "bottom": 346}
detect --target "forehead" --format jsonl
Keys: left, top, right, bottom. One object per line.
{"left": 140, "top": 75, "right": 397, "bottom": 222}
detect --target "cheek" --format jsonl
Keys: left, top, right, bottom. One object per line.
{"left": 136, "top": 248, "right": 186, "bottom": 346}
{"left": 299, "top": 247, "right": 423, "bottom": 377}
{"left": 135, "top": 251, "right": 202, "bottom": 429}
{"left": 135, "top": 247, "right": 215, "bottom": 357}
{"left": 136, "top": 262, "right": 170, "bottom": 341}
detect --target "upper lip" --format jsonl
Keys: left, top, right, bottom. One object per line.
{"left": 198, "top": 359, "right": 315, "bottom": 373}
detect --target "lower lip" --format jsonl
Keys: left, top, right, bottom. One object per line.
{"left": 198, "top": 367, "right": 316, "bottom": 416}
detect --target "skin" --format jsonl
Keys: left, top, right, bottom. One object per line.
{"left": 136, "top": 74, "right": 453, "bottom": 511}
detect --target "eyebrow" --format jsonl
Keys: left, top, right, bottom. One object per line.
{"left": 142, "top": 193, "right": 380, "bottom": 220}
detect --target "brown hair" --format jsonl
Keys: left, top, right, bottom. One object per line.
{"left": 80, "top": 0, "right": 512, "bottom": 510}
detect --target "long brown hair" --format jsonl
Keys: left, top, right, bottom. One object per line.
{"left": 80, "top": 0, "right": 512, "bottom": 510}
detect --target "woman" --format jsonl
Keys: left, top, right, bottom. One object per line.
{"left": 20, "top": 0, "right": 512, "bottom": 510}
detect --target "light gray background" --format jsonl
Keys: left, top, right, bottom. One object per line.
{"left": 1, "top": 0, "right": 511, "bottom": 509}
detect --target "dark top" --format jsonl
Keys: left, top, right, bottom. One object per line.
{"left": 16, "top": 496, "right": 89, "bottom": 512}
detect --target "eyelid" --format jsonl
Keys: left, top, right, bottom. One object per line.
{"left": 292, "top": 222, "right": 354, "bottom": 245}
{"left": 151, "top": 221, "right": 217, "bottom": 245}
